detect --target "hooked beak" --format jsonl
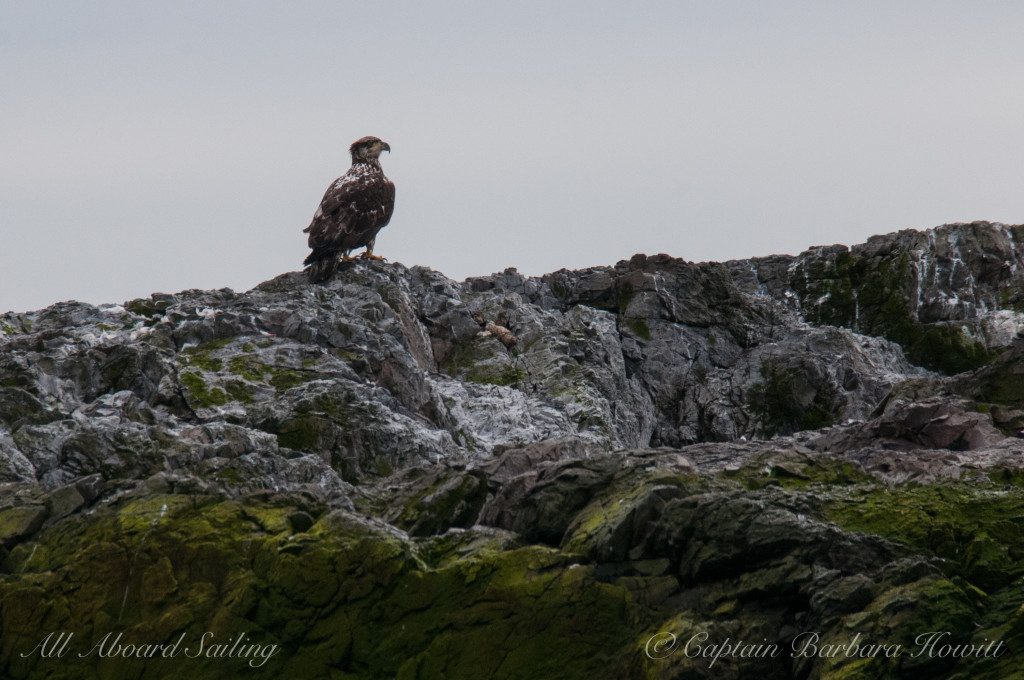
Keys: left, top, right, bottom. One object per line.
{"left": 381, "top": 142, "right": 391, "bottom": 153}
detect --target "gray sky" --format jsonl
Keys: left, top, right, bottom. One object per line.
{"left": 3, "top": 1, "right": 1024, "bottom": 313}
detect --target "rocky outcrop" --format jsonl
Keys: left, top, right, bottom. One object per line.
{"left": 728, "top": 221, "right": 1024, "bottom": 373}
{"left": 0, "top": 252, "right": 928, "bottom": 486}
{"left": 2, "top": 221, "right": 1024, "bottom": 679}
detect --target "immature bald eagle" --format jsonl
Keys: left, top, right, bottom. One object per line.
{"left": 303, "top": 136, "right": 395, "bottom": 283}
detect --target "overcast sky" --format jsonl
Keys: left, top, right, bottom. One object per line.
{"left": 3, "top": 2, "right": 1024, "bottom": 313}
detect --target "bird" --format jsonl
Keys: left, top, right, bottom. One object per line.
{"left": 302, "top": 136, "right": 396, "bottom": 283}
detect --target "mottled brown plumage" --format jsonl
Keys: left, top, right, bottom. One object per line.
{"left": 303, "top": 136, "right": 396, "bottom": 283}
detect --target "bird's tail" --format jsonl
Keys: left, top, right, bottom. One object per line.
{"left": 304, "top": 250, "right": 338, "bottom": 283}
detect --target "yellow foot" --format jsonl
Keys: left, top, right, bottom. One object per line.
{"left": 361, "top": 252, "right": 387, "bottom": 262}
{"left": 340, "top": 252, "right": 356, "bottom": 262}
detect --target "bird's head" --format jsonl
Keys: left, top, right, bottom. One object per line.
{"left": 350, "top": 136, "right": 391, "bottom": 161}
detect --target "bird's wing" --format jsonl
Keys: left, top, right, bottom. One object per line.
{"left": 378, "top": 179, "right": 396, "bottom": 228}
{"left": 303, "top": 174, "right": 365, "bottom": 251}
{"left": 304, "top": 168, "right": 396, "bottom": 253}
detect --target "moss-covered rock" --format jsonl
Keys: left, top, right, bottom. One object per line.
{"left": 786, "top": 240, "right": 1004, "bottom": 375}
{"left": 823, "top": 483, "right": 1024, "bottom": 591}
{"left": 0, "top": 493, "right": 648, "bottom": 680}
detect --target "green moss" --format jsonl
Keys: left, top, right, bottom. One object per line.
{"left": 214, "top": 465, "right": 244, "bottom": 485}
{"left": 749, "top": 358, "right": 838, "bottom": 437}
{"left": 180, "top": 339, "right": 234, "bottom": 373}
{"left": 125, "top": 298, "right": 165, "bottom": 317}
{"left": 0, "top": 495, "right": 318, "bottom": 677}
{"left": 416, "top": 530, "right": 518, "bottom": 569}
{"left": 722, "top": 451, "right": 873, "bottom": 491}
{"left": 228, "top": 355, "right": 265, "bottom": 382}
{"left": 824, "top": 483, "right": 1024, "bottom": 591}
{"left": 268, "top": 368, "right": 311, "bottom": 391}
{"left": 179, "top": 371, "right": 228, "bottom": 408}
{"left": 623, "top": 317, "right": 651, "bottom": 340}
{"left": 226, "top": 354, "right": 316, "bottom": 393}
{"left": 186, "top": 354, "right": 223, "bottom": 372}
{"left": 5, "top": 478, "right": 1024, "bottom": 679}
{"left": 914, "top": 325, "right": 998, "bottom": 376}
{"left": 987, "top": 466, "right": 1024, "bottom": 487}
{"left": 793, "top": 251, "right": 907, "bottom": 334}
{"left": 999, "top": 288, "right": 1024, "bottom": 313}
{"left": 224, "top": 379, "right": 256, "bottom": 403}
{"left": 819, "top": 576, "right": 983, "bottom": 679}
{"left": 975, "top": 367, "right": 1024, "bottom": 408}
{"left": 391, "top": 547, "right": 638, "bottom": 680}
{"left": 560, "top": 469, "right": 705, "bottom": 561}
{"left": 792, "top": 252, "right": 997, "bottom": 374}
{"left": 562, "top": 484, "right": 654, "bottom": 557}
{"left": 616, "top": 281, "right": 635, "bottom": 312}
{"left": 0, "top": 506, "right": 46, "bottom": 544}
{"left": 444, "top": 341, "right": 479, "bottom": 373}
{"left": 191, "top": 337, "right": 232, "bottom": 352}
{"left": 468, "top": 365, "right": 526, "bottom": 387}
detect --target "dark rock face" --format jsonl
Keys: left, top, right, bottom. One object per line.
{"left": 1, "top": 222, "right": 1024, "bottom": 679}
{"left": 729, "top": 221, "right": 1024, "bottom": 374}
